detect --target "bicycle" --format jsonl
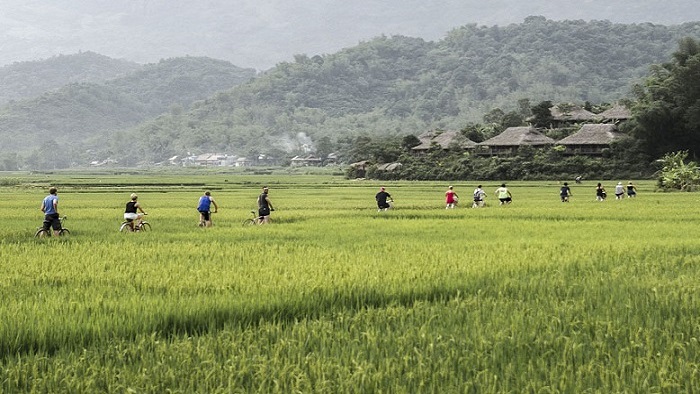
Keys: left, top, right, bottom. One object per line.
{"left": 35, "top": 216, "right": 70, "bottom": 238}
{"left": 242, "top": 209, "right": 274, "bottom": 226}
{"left": 119, "top": 214, "right": 151, "bottom": 232}
{"left": 377, "top": 198, "right": 394, "bottom": 212}
{"left": 198, "top": 210, "right": 216, "bottom": 227}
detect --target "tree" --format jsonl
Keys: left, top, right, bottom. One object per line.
{"left": 530, "top": 101, "right": 553, "bottom": 128}
{"left": 656, "top": 151, "right": 700, "bottom": 191}
{"left": 401, "top": 134, "right": 421, "bottom": 150}
{"left": 633, "top": 37, "right": 700, "bottom": 158}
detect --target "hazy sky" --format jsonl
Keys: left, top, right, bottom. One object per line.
{"left": 1, "top": 0, "right": 699, "bottom": 70}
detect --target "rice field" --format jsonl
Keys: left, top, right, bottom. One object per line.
{"left": 0, "top": 171, "right": 698, "bottom": 393}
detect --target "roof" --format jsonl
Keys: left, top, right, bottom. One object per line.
{"left": 550, "top": 105, "right": 601, "bottom": 122}
{"left": 412, "top": 130, "right": 477, "bottom": 150}
{"left": 350, "top": 160, "right": 369, "bottom": 168}
{"left": 291, "top": 155, "right": 321, "bottom": 161}
{"left": 599, "top": 104, "right": 632, "bottom": 120}
{"left": 376, "top": 162, "right": 403, "bottom": 171}
{"left": 479, "top": 127, "right": 555, "bottom": 146}
{"left": 556, "top": 124, "right": 626, "bottom": 145}
{"left": 196, "top": 153, "right": 226, "bottom": 161}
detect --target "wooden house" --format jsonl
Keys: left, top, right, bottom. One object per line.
{"left": 556, "top": 124, "right": 627, "bottom": 155}
{"left": 550, "top": 105, "right": 601, "bottom": 127}
{"left": 411, "top": 130, "right": 477, "bottom": 154}
{"left": 599, "top": 103, "right": 632, "bottom": 123}
{"left": 477, "top": 126, "right": 555, "bottom": 156}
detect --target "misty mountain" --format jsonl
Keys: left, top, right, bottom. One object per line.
{"left": 0, "top": 52, "right": 140, "bottom": 106}
{"left": 1, "top": 1, "right": 700, "bottom": 70}
{"left": 103, "top": 18, "right": 699, "bottom": 163}
{"left": 0, "top": 56, "right": 256, "bottom": 154}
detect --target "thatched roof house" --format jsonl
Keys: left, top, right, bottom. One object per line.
{"left": 412, "top": 130, "right": 477, "bottom": 153}
{"left": 478, "top": 126, "right": 555, "bottom": 155}
{"left": 376, "top": 162, "right": 403, "bottom": 172}
{"left": 290, "top": 155, "right": 322, "bottom": 166}
{"left": 599, "top": 104, "right": 632, "bottom": 123}
{"left": 550, "top": 105, "right": 601, "bottom": 125}
{"left": 556, "top": 124, "right": 627, "bottom": 155}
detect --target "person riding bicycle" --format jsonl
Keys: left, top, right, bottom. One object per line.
{"left": 375, "top": 186, "right": 392, "bottom": 211}
{"left": 197, "top": 191, "right": 219, "bottom": 227}
{"left": 445, "top": 185, "right": 458, "bottom": 209}
{"left": 40, "top": 187, "right": 61, "bottom": 236}
{"left": 124, "top": 193, "right": 147, "bottom": 231}
{"left": 495, "top": 183, "right": 512, "bottom": 205}
{"left": 257, "top": 186, "right": 274, "bottom": 224}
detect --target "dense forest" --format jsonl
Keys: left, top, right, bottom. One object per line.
{"left": 2, "top": 18, "right": 700, "bottom": 174}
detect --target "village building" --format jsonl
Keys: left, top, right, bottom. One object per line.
{"left": 477, "top": 126, "right": 555, "bottom": 156}
{"left": 556, "top": 123, "right": 627, "bottom": 155}
{"left": 194, "top": 153, "right": 230, "bottom": 166}
{"left": 290, "top": 155, "right": 323, "bottom": 167}
{"left": 375, "top": 162, "right": 403, "bottom": 172}
{"left": 599, "top": 103, "right": 632, "bottom": 123}
{"left": 234, "top": 157, "right": 252, "bottom": 167}
{"left": 411, "top": 130, "right": 477, "bottom": 154}
{"left": 549, "top": 104, "right": 602, "bottom": 127}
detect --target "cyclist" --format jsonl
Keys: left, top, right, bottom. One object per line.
{"left": 445, "top": 186, "right": 458, "bottom": 209}
{"left": 124, "top": 193, "right": 147, "bottom": 231}
{"left": 596, "top": 183, "right": 607, "bottom": 202}
{"left": 472, "top": 185, "right": 486, "bottom": 208}
{"left": 40, "top": 187, "right": 61, "bottom": 236}
{"left": 197, "top": 191, "right": 219, "bottom": 227}
{"left": 257, "top": 186, "right": 274, "bottom": 224}
{"left": 560, "top": 182, "right": 572, "bottom": 202}
{"left": 375, "top": 186, "right": 392, "bottom": 211}
{"left": 495, "top": 183, "right": 512, "bottom": 205}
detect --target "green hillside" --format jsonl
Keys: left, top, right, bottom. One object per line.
{"left": 0, "top": 52, "right": 141, "bottom": 106}
{"left": 112, "top": 18, "right": 700, "bottom": 163}
{"left": 0, "top": 57, "right": 256, "bottom": 157}
{"left": 3, "top": 18, "right": 700, "bottom": 168}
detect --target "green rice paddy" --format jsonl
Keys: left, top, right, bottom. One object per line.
{"left": 0, "top": 171, "right": 697, "bottom": 393}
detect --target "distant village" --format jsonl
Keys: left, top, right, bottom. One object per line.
{"left": 89, "top": 104, "right": 632, "bottom": 169}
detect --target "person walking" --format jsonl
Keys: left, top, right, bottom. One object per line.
{"left": 197, "top": 191, "right": 219, "bottom": 227}
{"left": 495, "top": 183, "right": 512, "bottom": 205}
{"left": 445, "top": 186, "right": 459, "bottom": 209}
{"left": 257, "top": 186, "right": 274, "bottom": 224}
{"left": 40, "top": 187, "right": 61, "bottom": 236}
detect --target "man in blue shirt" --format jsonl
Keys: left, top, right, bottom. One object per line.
{"left": 197, "top": 191, "right": 219, "bottom": 227}
{"left": 40, "top": 187, "right": 61, "bottom": 236}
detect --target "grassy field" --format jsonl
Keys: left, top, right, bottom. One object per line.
{"left": 0, "top": 170, "right": 698, "bottom": 393}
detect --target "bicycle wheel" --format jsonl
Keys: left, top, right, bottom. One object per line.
{"left": 242, "top": 218, "right": 256, "bottom": 227}
{"left": 58, "top": 228, "right": 70, "bottom": 236}
{"left": 119, "top": 222, "right": 133, "bottom": 232}
{"left": 138, "top": 222, "right": 151, "bottom": 231}
{"left": 34, "top": 228, "right": 50, "bottom": 238}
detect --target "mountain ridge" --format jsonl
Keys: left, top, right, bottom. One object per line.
{"left": 2, "top": 2, "right": 700, "bottom": 70}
